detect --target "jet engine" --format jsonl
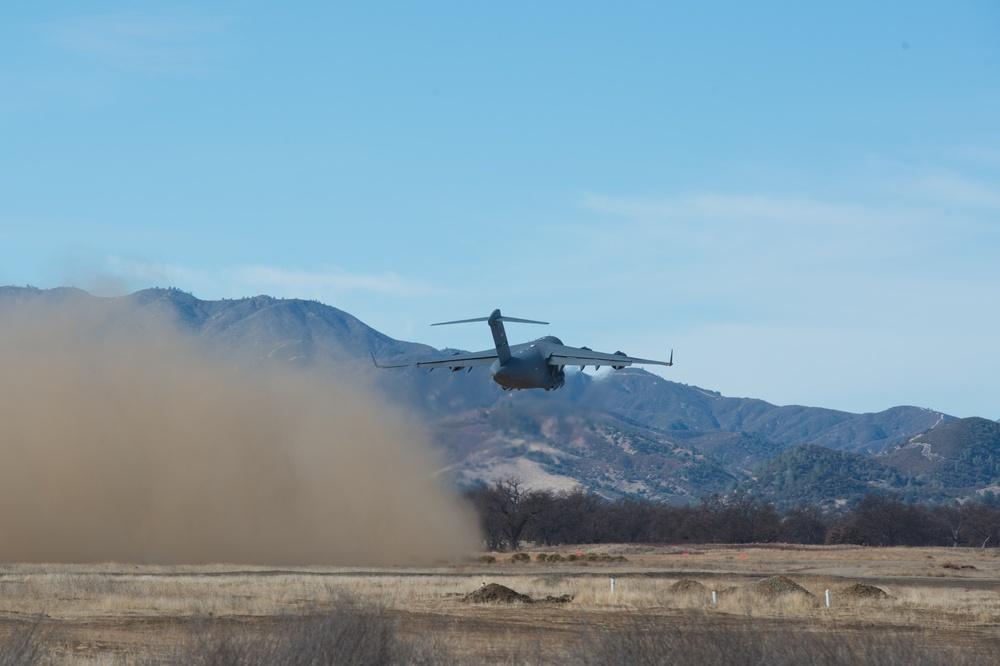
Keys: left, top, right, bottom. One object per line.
{"left": 548, "top": 364, "right": 566, "bottom": 390}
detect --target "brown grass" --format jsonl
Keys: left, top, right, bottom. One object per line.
{"left": 0, "top": 545, "right": 998, "bottom": 663}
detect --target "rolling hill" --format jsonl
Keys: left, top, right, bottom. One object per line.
{"left": 880, "top": 417, "right": 1000, "bottom": 494}
{"left": 738, "top": 444, "right": 928, "bottom": 508}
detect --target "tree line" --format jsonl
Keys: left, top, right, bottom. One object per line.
{"left": 464, "top": 478, "right": 1000, "bottom": 551}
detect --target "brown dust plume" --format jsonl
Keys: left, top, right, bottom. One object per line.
{"left": 0, "top": 298, "right": 479, "bottom": 564}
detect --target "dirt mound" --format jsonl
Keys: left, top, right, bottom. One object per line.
{"left": 462, "top": 583, "right": 532, "bottom": 604}
{"left": 742, "top": 576, "right": 814, "bottom": 599}
{"left": 668, "top": 579, "right": 709, "bottom": 594}
{"left": 462, "top": 583, "right": 573, "bottom": 605}
{"left": 840, "top": 583, "right": 889, "bottom": 599}
{"left": 942, "top": 562, "right": 977, "bottom": 570}
{"left": 538, "top": 594, "right": 574, "bottom": 603}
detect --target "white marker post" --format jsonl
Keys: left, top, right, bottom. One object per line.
{"left": 610, "top": 577, "right": 616, "bottom": 595}
{"left": 825, "top": 589, "right": 831, "bottom": 608}
{"left": 712, "top": 590, "right": 718, "bottom": 605}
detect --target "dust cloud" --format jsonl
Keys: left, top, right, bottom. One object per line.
{"left": 0, "top": 299, "right": 479, "bottom": 564}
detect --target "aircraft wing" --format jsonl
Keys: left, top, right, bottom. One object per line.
{"left": 370, "top": 349, "right": 498, "bottom": 371}
{"left": 544, "top": 344, "right": 673, "bottom": 369}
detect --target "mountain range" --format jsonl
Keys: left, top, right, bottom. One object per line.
{"left": 3, "top": 286, "right": 996, "bottom": 505}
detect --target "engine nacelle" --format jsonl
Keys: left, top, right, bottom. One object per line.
{"left": 612, "top": 350, "right": 628, "bottom": 371}
{"left": 547, "top": 364, "right": 566, "bottom": 390}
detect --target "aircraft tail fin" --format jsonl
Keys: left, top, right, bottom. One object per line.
{"left": 432, "top": 309, "right": 547, "bottom": 364}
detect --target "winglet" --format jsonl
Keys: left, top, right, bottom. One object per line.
{"left": 370, "top": 352, "right": 381, "bottom": 368}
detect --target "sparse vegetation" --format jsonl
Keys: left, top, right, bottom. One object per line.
{"left": 176, "top": 603, "right": 427, "bottom": 666}
{"left": 0, "top": 545, "right": 998, "bottom": 663}
{"left": 575, "top": 617, "right": 976, "bottom": 666}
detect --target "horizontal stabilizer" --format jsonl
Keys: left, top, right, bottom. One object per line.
{"left": 431, "top": 309, "right": 545, "bottom": 364}
{"left": 432, "top": 312, "right": 548, "bottom": 327}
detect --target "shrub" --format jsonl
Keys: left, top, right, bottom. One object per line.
{"left": 573, "top": 616, "right": 977, "bottom": 666}
{"left": 0, "top": 621, "right": 55, "bottom": 664}
{"left": 177, "top": 601, "right": 442, "bottom": 666}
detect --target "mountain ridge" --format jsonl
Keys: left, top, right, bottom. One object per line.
{"left": 0, "top": 286, "right": 970, "bottom": 502}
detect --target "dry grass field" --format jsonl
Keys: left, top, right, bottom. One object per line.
{"left": 1, "top": 544, "right": 999, "bottom": 664}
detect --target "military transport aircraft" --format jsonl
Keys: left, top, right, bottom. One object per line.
{"left": 371, "top": 309, "right": 672, "bottom": 391}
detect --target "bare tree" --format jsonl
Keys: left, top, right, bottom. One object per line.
{"left": 464, "top": 485, "right": 506, "bottom": 551}
{"left": 932, "top": 504, "right": 965, "bottom": 547}
{"left": 960, "top": 503, "right": 1000, "bottom": 548}
{"left": 778, "top": 506, "right": 829, "bottom": 544}
{"left": 492, "top": 477, "right": 539, "bottom": 551}
{"left": 466, "top": 477, "right": 542, "bottom": 551}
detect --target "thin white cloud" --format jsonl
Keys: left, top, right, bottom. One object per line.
{"left": 102, "top": 257, "right": 438, "bottom": 301}
{"left": 563, "top": 164, "right": 1000, "bottom": 343}
{"left": 916, "top": 173, "right": 1000, "bottom": 211}
{"left": 942, "top": 142, "right": 1000, "bottom": 168}
{"left": 582, "top": 172, "right": 1000, "bottom": 270}
{"left": 226, "top": 265, "right": 438, "bottom": 299}
{"left": 579, "top": 190, "right": 923, "bottom": 281}
{"left": 582, "top": 191, "right": 917, "bottom": 238}
{"left": 45, "top": 10, "right": 232, "bottom": 77}
{"left": 662, "top": 321, "right": 1000, "bottom": 417}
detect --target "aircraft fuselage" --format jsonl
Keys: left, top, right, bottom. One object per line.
{"left": 490, "top": 336, "right": 566, "bottom": 390}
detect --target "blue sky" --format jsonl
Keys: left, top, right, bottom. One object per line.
{"left": 2, "top": 2, "right": 998, "bottom": 418}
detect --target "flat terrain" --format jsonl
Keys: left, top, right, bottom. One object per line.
{"left": 1, "top": 544, "right": 999, "bottom": 664}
